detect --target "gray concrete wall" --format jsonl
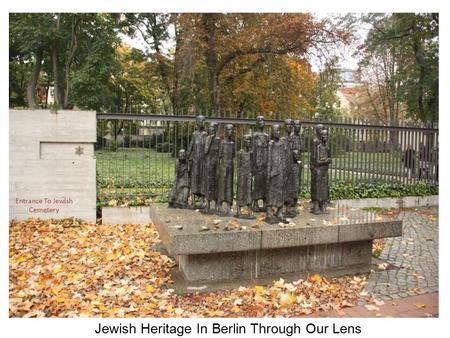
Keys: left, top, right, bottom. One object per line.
{"left": 178, "top": 241, "right": 373, "bottom": 282}
{"left": 10, "top": 109, "right": 96, "bottom": 222}
{"left": 334, "top": 195, "right": 438, "bottom": 209}
{"left": 102, "top": 206, "right": 152, "bottom": 225}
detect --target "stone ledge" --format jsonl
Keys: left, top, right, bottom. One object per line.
{"left": 102, "top": 206, "right": 151, "bottom": 225}
{"left": 177, "top": 241, "right": 372, "bottom": 282}
{"left": 334, "top": 195, "right": 438, "bottom": 209}
{"left": 152, "top": 203, "right": 403, "bottom": 284}
{"left": 151, "top": 203, "right": 402, "bottom": 256}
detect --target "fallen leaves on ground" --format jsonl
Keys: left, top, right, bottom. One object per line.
{"left": 10, "top": 218, "right": 368, "bottom": 318}
{"left": 377, "top": 262, "right": 389, "bottom": 270}
{"left": 413, "top": 207, "right": 438, "bottom": 222}
{"left": 372, "top": 238, "right": 386, "bottom": 257}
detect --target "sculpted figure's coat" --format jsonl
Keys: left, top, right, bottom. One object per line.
{"left": 218, "top": 126, "right": 235, "bottom": 205}
{"left": 204, "top": 124, "right": 221, "bottom": 204}
{"left": 252, "top": 116, "right": 269, "bottom": 204}
{"left": 187, "top": 117, "right": 207, "bottom": 196}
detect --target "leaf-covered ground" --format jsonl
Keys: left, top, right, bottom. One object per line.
{"left": 10, "top": 218, "right": 375, "bottom": 318}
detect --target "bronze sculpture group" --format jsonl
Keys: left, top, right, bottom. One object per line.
{"left": 168, "top": 115, "right": 331, "bottom": 223}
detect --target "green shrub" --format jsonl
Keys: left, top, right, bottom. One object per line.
{"left": 329, "top": 180, "right": 438, "bottom": 200}
{"left": 97, "top": 176, "right": 173, "bottom": 189}
{"left": 96, "top": 178, "right": 438, "bottom": 209}
{"left": 156, "top": 142, "right": 172, "bottom": 153}
{"left": 107, "top": 140, "right": 117, "bottom": 151}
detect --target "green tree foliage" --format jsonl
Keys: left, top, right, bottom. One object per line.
{"left": 9, "top": 13, "right": 55, "bottom": 108}
{"left": 10, "top": 13, "right": 351, "bottom": 118}
{"left": 359, "top": 13, "right": 438, "bottom": 123}
{"left": 311, "top": 57, "right": 343, "bottom": 120}
{"left": 9, "top": 13, "right": 120, "bottom": 110}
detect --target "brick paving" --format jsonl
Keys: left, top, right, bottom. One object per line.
{"left": 310, "top": 292, "right": 438, "bottom": 318}
{"left": 364, "top": 207, "right": 439, "bottom": 301}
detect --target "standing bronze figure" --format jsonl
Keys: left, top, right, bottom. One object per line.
{"left": 283, "top": 119, "right": 296, "bottom": 217}
{"left": 168, "top": 149, "right": 190, "bottom": 209}
{"left": 187, "top": 115, "right": 207, "bottom": 208}
{"left": 291, "top": 120, "right": 304, "bottom": 214}
{"left": 252, "top": 115, "right": 269, "bottom": 211}
{"left": 217, "top": 124, "right": 235, "bottom": 216}
{"left": 203, "top": 122, "right": 221, "bottom": 213}
{"left": 310, "top": 127, "right": 332, "bottom": 214}
{"left": 236, "top": 134, "right": 254, "bottom": 219}
{"left": 266, "top": 124, "right": 288, "bottom": 224}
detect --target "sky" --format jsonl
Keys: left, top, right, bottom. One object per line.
{"left": 119, "top": 13, "right": 370, "bottom": 73}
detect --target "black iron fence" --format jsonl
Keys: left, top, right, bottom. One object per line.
{"left": 96, "top": 114, "right": 438, "bottom": 203}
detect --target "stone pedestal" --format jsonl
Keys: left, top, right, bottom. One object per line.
{"left": 151, "top": 204, "right": 402, "bottom": 284}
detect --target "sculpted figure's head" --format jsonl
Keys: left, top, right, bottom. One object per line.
{"left": 272, "top": 124, "right": 281, "bottom": 141}
{"left": 178, "top": 149, "right": 187, "bottom": 161}
{"left": 225, "top": 124, "right": 234, "bottom": 139}
{"left": 320, "top": 128, "right": 328, "bottom": 144}
{"left": 315, "top": 124, "right": 324, "bottom": 138}
{"left": 209, "top": 122, "right": 218, "bottom": 135}
{"left": 243, "top": 134, "right": 252, "bottom": 150}
{"left": 256, "top": 115, "right": 265, "bottom": 130}
{"left": 284, "top": 119, "right": 293, "bottom": 134}
{"left": 196, "top": 115, "right": 206, "bottom": 130}
{"left": 294, "top": 120, "right": 301, "bottom": 134}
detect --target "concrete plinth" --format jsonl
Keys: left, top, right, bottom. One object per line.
{"left": 102, "top": 206, "right": 151, "bottom": 225}
{"left": 151, "top": 204, "right": 402, "bottom": 285}
{"left": 178, "top": 241, "right": 372, "bottom": 282}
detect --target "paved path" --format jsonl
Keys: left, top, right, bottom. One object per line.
{"left": 364, "top": 208, "right": 438, "bottom": 300}
{"left": 310, "top": 292, "right": 438, "bottom": 318}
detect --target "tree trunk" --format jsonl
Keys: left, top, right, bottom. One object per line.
{"left": 64, "top": 16, "right": 79, "bottom": 108}
{"left": 171, "top": 17, "right": 181, "bottom": 115}
{"left": 412, "top": 19, "right": 426, "bottom": 120}
{"left": 26, "top": 48, "right": 43, "bottom": 109}
{"left": 202, "top": 14, "right": 218, "bottom": 115}
{"left": 52, "top": 48, "right": 61, "bottom": 109}
{"left": 52, "top": 14, "right": 62, "bottom": 109}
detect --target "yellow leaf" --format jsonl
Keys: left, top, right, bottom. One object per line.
{"left": 254, "top": 285, "right": 264, "bottom": 292}
{"left": 106, "top": 253, "right": 116, "bottom": 261}
{"left": 207, "top": 310, "right": 224, "bottom": 316}
{"left": 279, "top": 293, "right": 294, "bottom": 306}
{"left": 289, "top": 293, "right": 297, "bottom": 303}
{"left": 146, "top": 285, "right": 155, "bottom": 293}
{"left": 310, "top": 274, "right": 322, "bottom": 283}
{"left": 328, "top": 285, "right": 337, "bottom": 293}
{"left": 51, "top": 286, "right": 63, "bottom": 295}
{"left": 13, "top": 253, "right": 33, "bottom": 264}
{"left": 415, "top": 303, "right": 426, "bottom": 308}
{"left": 231, "top": 306, "right": 241, "bottom": 313}
{"left": 67, "top": 272, "right": 83, "bottom": 282}
{"left": 52, "top": 265, "right": 62, "bottom": 274}
{"left": 56, "top": 296, "right": 66, "bottom": 303}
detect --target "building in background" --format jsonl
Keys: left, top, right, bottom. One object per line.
{"left": 336, "top": 68, "right": 361, "bottom": 117}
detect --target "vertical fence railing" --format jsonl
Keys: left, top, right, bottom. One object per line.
{"left": 95, "top": 114, "right": 439, "bottom": 203}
